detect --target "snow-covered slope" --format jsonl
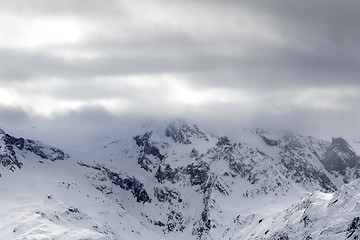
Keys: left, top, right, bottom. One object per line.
{"left": 1, "top": 120, "right": 360, "bottom": 239}
{"left": 231, "top": 179, "right": 360, "bottom": 239}
{"left": 0, "top": 128, "right": 164, "bottom": 240}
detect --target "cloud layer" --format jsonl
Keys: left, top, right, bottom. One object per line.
{"left": 0, "top": 0, "right": 360, "bottom": 140}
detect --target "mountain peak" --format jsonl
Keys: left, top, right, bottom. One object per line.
{"left": 322, "top": 137, "right": 358, "bottom": 175}
{"left": 164, "top": 120, "right": 209, "bottom": 144}
{"left": 331, "top": 137, "right": 353, "bottom": 151}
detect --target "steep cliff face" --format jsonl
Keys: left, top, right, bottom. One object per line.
{"left": 0, "top": 121, "right": 359, "bottom": 240}
{"left": 324, "top": 137, "right": 358, "bottom": 169}
{"left": 321, "top": 137, "right": 360, "bottom": 183}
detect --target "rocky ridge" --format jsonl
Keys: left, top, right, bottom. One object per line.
{"left": 0, "top": 128, "right": 68, "bottom": 171}
{"left": 0, "top": 121, "right": 360, "bottom": 240}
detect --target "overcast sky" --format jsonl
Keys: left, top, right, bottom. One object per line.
{"left": 0, "top": 0, "right": 360, "bottom": 142}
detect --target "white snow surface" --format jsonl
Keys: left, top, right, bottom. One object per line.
{"left": 0, "top": 120, "right": 360, "bottom": 240}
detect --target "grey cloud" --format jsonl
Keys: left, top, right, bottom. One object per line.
{"left": 1, "top": 0, "right": 359, "bottom": 91}
{"left": 183, "top": 103, "right": 360, "bottom": 141}
{"left": 1, "top": 0, "right": 360, "bottom": 142}
{"left": 1, "top": 93, "right": 360, "bottom": 150}
{"left": 1, "top": 44, "right": 360, "bottom": 90}
{"left": 0, "top": 0, "right": 123, "bottom": 17}
{"left": 0, "top": 105, "right": 168, "bottom": 149}
{"left": 0, "top": 104, "right": 30, "bottom": 126}
{"left": 0, "top": 49, "right": 229, "bottom": 79}
{"left": 239, "top": 1, "right": 360, "bottom": 55}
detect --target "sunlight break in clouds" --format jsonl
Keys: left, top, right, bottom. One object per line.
{"left": 0, "top": 11, "right": 84, "bottom": 49}
{"left": 0, "top": 74, "right": 255, "bottom": 118}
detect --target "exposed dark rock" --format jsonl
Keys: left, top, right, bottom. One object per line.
{"left": 260, "top": 135, "right": 279, "bottom": 147}
{"left": 0, "top": 131, "right": 68, "bottom": 171}
{"left": 1, "top": 134, "right": 24, "bottom": 170}
{"left": 302, "top": 215, "right": 311, "bottom": 227}
{"left": 165, "top": 123, "right": 191, "bottom": 144}
{"left": 165, "top": 121, "right": 208, "bottom": 144}
{"left": 287, "top": 138, "right": 303, "bottom": 150}
{"left": 133, "top": 131, "right": 152, "bottom": 147}
{"left": 322, "top": 137, "right": 358, "bottom": 173}
{"left": 3, "top": 134, "right": 25, "bottom": 149}
{"left": 229, "top": 159, "right": 248, "bottom": 178}
{"left": 105, "top": 168, "right": 151, "bottom": 203}
{"left": 154, "top": 187, "right": 180, "bottom": 203}
{"left": 186, "top": 162, "right": 209, "bottom": 186}
{"left": 154, "top": 221, "right": 165, "bottom": 227}
{"left": 78, "top": 162, "right": 151, "bottom": 204}
{"left": 216, "top": 136, "right": 231, "bottom": 147}
{"left": 271, "top": 232, "right": 290, "bottom": 240}
{"left": 3, "top": 134, "right": 67, "bottom": 161}
{"left": 347, "top": 217, "right": 360, "bottom": 239}
{"left": 214, "top": 180, "right": 230, "bottom": 195}
{"left": 77, "top": 162, "right": 102, "bottom": 171}
{"left": 155, "top": 164, "right": 182, "bottom": 184}
{"left": 192, "top": 175, "right": 215, "bottom": 239}
{"left": 67, "top": 207, "right": 80, "bottom": 213}
{"left": 133, "top": 132, "right": 165, "bottom": 172}
{"left": 189, "top": 148, "right": 199, "bottom": 158}
{"left": 0, "top": 151, "right": 22, "bottom": 171}
{"left": 167, "top": 210, "right": 185, "bottom": 232}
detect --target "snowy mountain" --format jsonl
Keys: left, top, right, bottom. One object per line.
{"left": 234, "top": 179, "right": 360, "bottom": 239}
{"left": 0, "top": 121, "right": 360, "bottom": 239}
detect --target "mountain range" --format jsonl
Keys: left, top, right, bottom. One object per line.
{"left": 1, "top": 120, "right": 360, "bottom": 239}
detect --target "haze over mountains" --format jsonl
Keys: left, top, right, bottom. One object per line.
{"left": 1, "top": 119, "right": 360, "bottom": 240}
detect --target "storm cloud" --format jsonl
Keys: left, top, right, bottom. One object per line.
{"left": 0, "top": 0, "right": 360, "bottom": 141}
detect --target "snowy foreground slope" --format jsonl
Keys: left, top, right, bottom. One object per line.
{"left": 236, "top": 179, "right": 360, "bottom": 239}
{"left": 1, "top": 121, "right": 360, "bottom": 240}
